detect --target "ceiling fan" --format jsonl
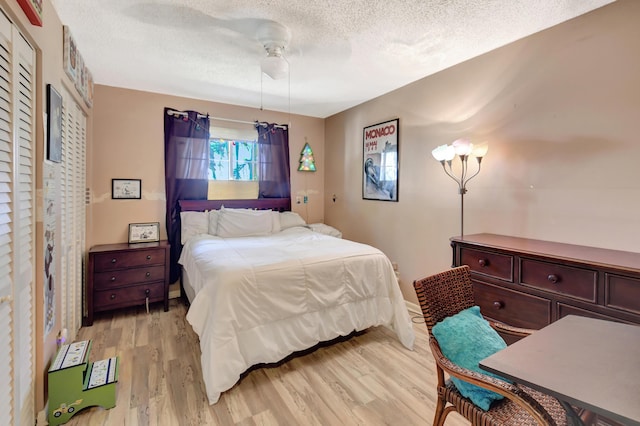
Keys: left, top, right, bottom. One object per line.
{"left": 256, "top": 21, "right": 291, "bottom": 80}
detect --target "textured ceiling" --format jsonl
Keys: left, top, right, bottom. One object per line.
{"left": 50, "top": 0, "right": 614, "bottom": 118}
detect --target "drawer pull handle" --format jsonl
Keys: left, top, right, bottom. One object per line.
{"left": 110, "top": 294, "right": 116, "bottom": 300}
{"left": 547, "top": 274, "right": 560, "bottom": 284}
{"left": 110, "top": 276, "right": 116, "bottom": 282}
{"left": 111, "top": 258, "right": 117, "bottom": 264}
{"left": 493, "top": 301, "right": 504, "bottom": 310}
{"left": 478, "top": 259, "right": 489, "bottom": 267}
{"left": 145, "top": 272, "right": 151, "bottom": 277}
{"left": 146, "top": 255, "right": 152, "bottom": 260}
{"left": 145, "top": 289, "right": 151, "bottom": 295}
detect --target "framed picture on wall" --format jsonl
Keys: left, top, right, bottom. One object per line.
{"left": 362, "top": 118, "right": 399, "bottom": 202}
{"left": 112, "top": 179, "right": 141, "bottom": 199}
{"left": 63, "top": 26, "right": 78, "bottom": 82}
{"left": 128, "top": 222, "right": 160, "bottom": 244}
{"left": 46, "top": 84, "right": 62, "bottom": 163}
{"left": 17, "top": 0, "right": 43, "bottom": 26}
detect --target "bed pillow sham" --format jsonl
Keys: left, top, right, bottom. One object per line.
{"left": 271, "top": 210, "right": 281, "bottom": 234}
{"left": 180, "top": 211, "right": 209, "bottom": 244}
{"left": 216, "top": 207, "right": 274, "bottom": 237}
{"left": 208, "top": 209, "right": 219, "bottom": 236}
{"left": 279, "top": 211, "right": 306, "bottom": 230}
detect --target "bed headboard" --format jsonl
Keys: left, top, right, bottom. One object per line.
{"left": 178, "top": 198, "right": 291, "bottom": 212}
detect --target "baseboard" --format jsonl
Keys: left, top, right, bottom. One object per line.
{"left": 405, "top": 300, "right": 421, "bottom": 316}
{"left": 169, "top": 287, "right": 181, "bottom": 299}
{"left": 36, "top": 404, "right": 47, "bottom": 425}
{"left": 168, "top": 278, "right": 181, "bottom": 299}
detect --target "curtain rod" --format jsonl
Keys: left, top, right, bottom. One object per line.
{"left": 166, "top": 109, "right": 208, "bottom": 119}
{"left": 212, "top": 116, "right": 288, "bottom": 130}
{"left": 166, "top": 110, "right": 287, "bottom": 129}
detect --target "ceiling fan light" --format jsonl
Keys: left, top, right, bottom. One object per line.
{"left": 261, "top": 55, "right": 289, "bottom": 80}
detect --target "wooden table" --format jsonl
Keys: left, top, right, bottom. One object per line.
{"left": 480, "top": 315, "right": 640, "bottom": 426}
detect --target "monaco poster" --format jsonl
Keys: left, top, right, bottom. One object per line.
{"left": 363, "top": 118, "right": 399, "bottom": 201}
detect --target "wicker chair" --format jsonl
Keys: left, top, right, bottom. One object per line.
{"left": 413, "top": 266, "right": 572, "bottom": 426}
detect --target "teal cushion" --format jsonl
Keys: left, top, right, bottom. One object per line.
{"left": 432, "top": 305, "right": 509, "bottom": 411}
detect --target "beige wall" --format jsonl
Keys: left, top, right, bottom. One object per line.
{"left": 88, "top": 86, "right": 325, "bottom": 250}
{"left": 325, "top": 0, "right": 640, "bottom": 303}
{"left": 6, "top": 0, "right": 634, "bottom": 414}
{"left": 0, "top": 0, "right": 93, "bottom": 411}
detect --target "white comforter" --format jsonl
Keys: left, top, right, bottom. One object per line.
{"left": 178, "top": 227, "right": 415, "bottom": 404}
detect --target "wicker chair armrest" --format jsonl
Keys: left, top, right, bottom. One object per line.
{"left": 429, "top": 338, "right": 557, "bottom": 425}
{"left": 488, "top": 320, "right": 536, "bottom": 338}
{"left": 429, "top": 338, "right": 516, "bottom": 393}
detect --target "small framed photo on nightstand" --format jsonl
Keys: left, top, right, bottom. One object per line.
{"left": 128, "top": 222, "right": 160, "bottom": 243}
{"left": 112, "top": 179, "right": 141, "bottom": 199}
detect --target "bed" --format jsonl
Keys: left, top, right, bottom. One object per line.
{"left": 177, "top": 198, "right": 415, "bottom": 404}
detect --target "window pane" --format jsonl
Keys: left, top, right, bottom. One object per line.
{"left": 231, "top": 140, "right": 258, "bottom": 181}
{"left": 209, "top": 137, "right": 258, "bottom": 181}
{"left": 209, "top": 139, "right": 230, "bottom": 180}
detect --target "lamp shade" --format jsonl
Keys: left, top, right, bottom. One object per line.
{"left": 432, "top": 144, "right": 456, "bottom": 162}
{"left": 472, "top": 142, "right": 489, "bottom": 158}
{"left": 452, "top": 139, "right": 473, "bottom": 156}
{"left": 261, "top": 55, "right": 289, "bottom": 80}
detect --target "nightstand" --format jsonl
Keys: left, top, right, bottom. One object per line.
{"left": 85, "top": 241, "right": 170, "bottom": 326}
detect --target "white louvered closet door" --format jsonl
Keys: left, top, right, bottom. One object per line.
{"left": 59, "top": 89, "right": 86, "bottom": 341}
{"left": 0, "top": 9, "right": 35, "bottom": 426}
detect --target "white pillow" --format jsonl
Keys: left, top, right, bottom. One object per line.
{"left": 208, "top": 209, "right": 219, "bottom": 236}
{"left": 216, "top": 207, "right": 274, "bottom": 238}
{"left": 180, "top": 211, "right": 209, "bottom": 244}
{"left": 308, "top": 223, "right": 342, "bottom": 238}
{"left": 271, "top": 210, "right": 281, "bottom": 234}
{"left": 279, "top": 211, "right": 306, "bottom": 230}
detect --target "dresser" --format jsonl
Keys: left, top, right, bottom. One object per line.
{"left": 451, "top": 234, "right": 640, "bottom": 342}
{"left": 85, "top": 241, "right": 170, "bottom": 326}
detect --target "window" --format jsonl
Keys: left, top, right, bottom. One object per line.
{"left": 209, "top": 138, "right": 258, "bottom": 181}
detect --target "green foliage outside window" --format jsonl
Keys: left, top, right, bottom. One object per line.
{"left": 209, "top": 138, "right": 258, "bottom": 181}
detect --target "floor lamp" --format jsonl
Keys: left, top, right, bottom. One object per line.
{"left": 431, "top": 139, "right": 488, "bottom": 238}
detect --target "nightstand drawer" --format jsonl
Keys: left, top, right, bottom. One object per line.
{"left": 473, "top": 281, "right": 551, "bottom": 329}
{"left": 93, "top": 265, "right": 166, "bottom": 289}
{"left": 461, "top": 248, "right": 514, "bottom": 281}
{"left": 93, "top": 248, "right": 165, "bottom": 272}
{"left": 520, "top": 259, "right": 597, "bottom": 302}
{"left": 94, "top": 282, "right": 165, "bottom": 311}
{"left": 605, "top": 274, "right": 640, "bottom": 315}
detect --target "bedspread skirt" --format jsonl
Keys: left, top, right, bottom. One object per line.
{"left": 180, "top": 230, "right": 415, "bottom": 404}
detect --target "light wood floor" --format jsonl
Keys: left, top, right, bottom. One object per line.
{"left": 65, "top": 299, "right": 467, "bottom": 426}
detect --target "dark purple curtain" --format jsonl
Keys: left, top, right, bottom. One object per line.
{"left": 256, "top": 123, "right": 291, "bottom": 198}
{"left": 164, "top": 108, "right": 210, "bottom": 282}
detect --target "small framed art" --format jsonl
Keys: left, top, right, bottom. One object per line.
{"left": 128, "top": 222, "right": 160, "bottom": 244}
{"left": 112, "top": 179, "right": 141, "bottom": 199}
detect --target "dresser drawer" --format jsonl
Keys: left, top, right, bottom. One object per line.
{"left": 93, "top": 265, "right": 166, "bottom": 289}
{"left": 93, "top": 248, "right": 165, "bottom": 272}
{"left": 520, "top": 259, "right": 597, "bottom": 302}
{"left": 557, "top": 303, "right": 633, "bottom": 324}
{"left": 473, "top": 281, "right": 551, "bottom": 329}
{"left": 605, "top": 274, "right": 640, "bottom": 315}
{"left": 461, "top": 248, "right": 514, "bottom": 282}
{"left": 94, "top": 282, "right": 165, "bottom": 311}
